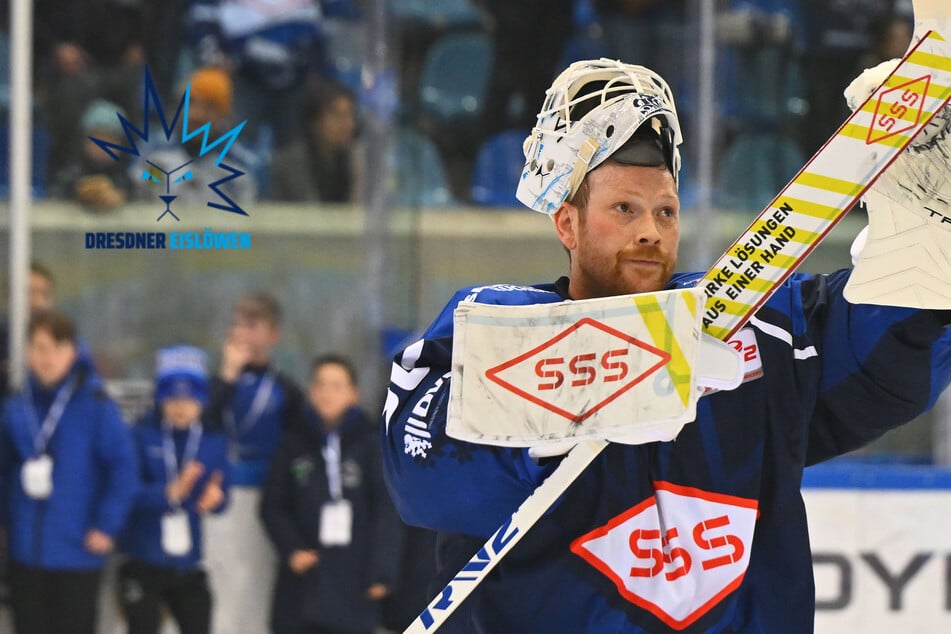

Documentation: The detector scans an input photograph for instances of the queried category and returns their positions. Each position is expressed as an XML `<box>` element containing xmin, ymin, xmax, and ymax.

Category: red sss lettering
<box><xmin>728</xmin><ymin>339</ymin><xmax>758</xmax><ymax>363</ymax></box>
<box><xmin>629</xmin><ymin>529</ymin><xmax>663</xmax><ymax>578</ymax></box>
<box><xmin>535</xmin><ymin>349</ymin><xmax>629</xmax><ymax>391</ymax></box>
<box><xmin>627</xmin><ymin>515</ymin><xmax>744</xmax><ymax>581</ymax></box>
<box><xmin>629</xmin><ymin>527</ymin><xmax>692</xmax><ymax>581</ymax></box>
<box><xmin>877</xmin><ymin>114</ymin><xmax>896</xmax><ymax>132</ymax></box>
<box><xmin>569</xmin><ymin>353</ymin><xmax>597</xmax><ymax>387</ymax></box>
<box><xmin>661</xmin><ymin>527</ymin><xmax>692</xmax><ymax>581</ymax></box>
<box><xmin>601</xmin><ymin>348</ymin><xmax>629</xmax><ymax>382</ymax></box>
<box><xmin>901</xmin><ymin>88</ymin><xmax>920</xmax><ymax>105</ymax></box>
<box><xmin>694</xmin><ymin>515</ymin><xmax>745</xmax><ymax>570</ymax></box>
<box><xmin>535</xmin><ymin>358</ymin><xmax>564</xmax><ymax>390</ymax></box>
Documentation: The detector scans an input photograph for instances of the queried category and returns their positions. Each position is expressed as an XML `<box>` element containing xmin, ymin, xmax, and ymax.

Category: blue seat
<box><xmin>715</xmin><ymin>133</ymin><xmax>804</xmax><ymax>211</ymax></box>
<box><xmin>392</xmin><ymin>0</ymin><xmax>487</xmax><ymax>30</ymax></box>
<box><xmin>418</xmin><ymin>31</ymin><xmax>493</xmax><ymax>123</ymax></box>
<box><xmin>322</xmin><ymin>0</ymin><xmax>363</xmax><ymax>20</ymax></box>
<box><xmin>323</xmin><ymin>18</ymin><xmax>365</xmax><ymax>93</ymax></box>
<box><xmin>471</xmin><ymin>129</ymin><xmax>526</xmax><ymax>208</ymax></box>
<box><xmin>0</xmin><ymin>126</ymin><xmax>50</xmax><ymax>198</ymax></box>
<box><xmin>391</xmin><ymin>128</ymin><xmax>454</xmax><ymax>207</ymax></box>
<box><xmin>557</xmin><ymin>32</ymin><xmax>611</xmax><ymax>72</ymax></box>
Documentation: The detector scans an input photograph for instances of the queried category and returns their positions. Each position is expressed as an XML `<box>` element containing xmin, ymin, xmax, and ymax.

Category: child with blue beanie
<box><xmin>118</xmin><ymin>345</ymin><xmax>230</xmax><ymax>634</ymax></box>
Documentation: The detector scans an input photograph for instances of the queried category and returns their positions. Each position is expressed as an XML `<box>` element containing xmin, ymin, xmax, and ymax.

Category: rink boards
<box><xmin>804</xmin><ymin>463</ymin><xmax>951</xmax><ymax>634</ymax></box>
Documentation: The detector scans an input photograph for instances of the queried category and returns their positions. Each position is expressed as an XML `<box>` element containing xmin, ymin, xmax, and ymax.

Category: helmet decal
<box><xmin>515</xmin><ymin>59</ymin><xmax>683</xmax><ymax>214</ymax></box>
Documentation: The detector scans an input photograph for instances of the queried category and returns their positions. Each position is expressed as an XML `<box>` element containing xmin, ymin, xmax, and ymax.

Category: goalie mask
<box><xmin>516</xmin><ymin>58</ymin><xmax>683</xmax><ymax>215</ymax></box>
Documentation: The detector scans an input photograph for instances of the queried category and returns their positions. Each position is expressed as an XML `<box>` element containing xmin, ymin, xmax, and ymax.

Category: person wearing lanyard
<box><xmin>203</xmin><ymin>291</ymin><xmax>305</xmax><ymax>634</ymax></box>
<box><xmin>260</xmin><ymin>354</ymin><xmax>401</xmax><ymax>634</ymax></box>
<box><xmin>118</xmin><ymin>345</ymin><xmax>230</xmax><ymax>634</ymax></box>
<box><xmin>0</xmin><ymin>310</ymin><xmax>138</xmax><ymax>634</ymax></box>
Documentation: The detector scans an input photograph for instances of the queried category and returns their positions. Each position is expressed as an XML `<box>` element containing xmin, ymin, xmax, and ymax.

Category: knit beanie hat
<box><xmin>155</xmin><ymin>345</ymin><xmax>209</xmax><ymax>405</ymax></box>
<box><xmin>81</xmin><ymin>99</ymin><xmax>126</xmax><ymax>136</ymax></box>
<box><xmin>188</xmin><ymin>67</ymin><xmax>233</xmax><ymax>117</ymax></box>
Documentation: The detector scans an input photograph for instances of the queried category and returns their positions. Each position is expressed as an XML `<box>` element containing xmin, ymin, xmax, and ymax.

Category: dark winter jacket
<box><xmin>260</xmin><ymin>406</ymin><xmax>402</xmax><ymax>633</ymax></box>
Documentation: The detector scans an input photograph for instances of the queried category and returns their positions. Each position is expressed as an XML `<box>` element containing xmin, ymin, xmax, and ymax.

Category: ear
<box><xmin>553</xmin><ymin>203</ymin><xmax>578</xmax><ymax>251</ymax></box>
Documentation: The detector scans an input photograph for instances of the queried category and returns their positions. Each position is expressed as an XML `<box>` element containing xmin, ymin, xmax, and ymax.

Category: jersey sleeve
<box><xmin>381</xmin><ymin>288</ymin><xmax>560</xmax><ymax>538</ymax></box>
<box><xmin>798</xmin><ymin>269</ymin><xmax>951</xmax><ymax>464</ymax></box>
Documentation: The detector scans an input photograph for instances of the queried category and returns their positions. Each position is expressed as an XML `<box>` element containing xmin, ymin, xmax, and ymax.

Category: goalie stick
<box><xmin>405</xmin><ymin>14</ymin><xmax>951</xmax><ymax>634</ymax></box>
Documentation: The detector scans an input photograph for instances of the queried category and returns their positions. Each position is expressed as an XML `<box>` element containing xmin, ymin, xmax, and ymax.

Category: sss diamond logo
<box><xmin>485</xmin><ymin>317</ymin><xmax>670</xmax><ymax>423</ymax></box>
<box><xmin>867</xmin><ymin>75</ymin><xmax>930</xmax><ymax>145</ymax></box>
<box><xmin>571</xmin><ymin>482</ymin><xmax>759</xmax><ymax>630</ymax></box>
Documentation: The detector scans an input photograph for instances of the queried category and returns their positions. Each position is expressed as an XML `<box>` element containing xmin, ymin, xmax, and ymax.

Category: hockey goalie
<box><xmin>381</xmin><ymin>4</ymin><xmax>951</xmax><ymax>632</ymax></box>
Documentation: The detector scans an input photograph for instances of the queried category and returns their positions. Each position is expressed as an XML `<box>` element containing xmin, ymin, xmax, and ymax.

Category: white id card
<box><xmin>21</xmin><ymin>455</ymin><xmax>53</xmax><ymax>499</ymax></box>
<box><xmin>161</xmin><ymin>510</ymin><xmax>192</xmax><ymax>556</ymax></box>
<box><xmin>319</xmin><ymin>499</ymin><xmax>353</xmax><ymax>547</ymax></box>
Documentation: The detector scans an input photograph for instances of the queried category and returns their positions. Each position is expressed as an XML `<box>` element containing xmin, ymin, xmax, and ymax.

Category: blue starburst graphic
<box><xmin>88</xmin><ymin>67</ymin><xmax>250</xmax><ymax>219</ymax></box>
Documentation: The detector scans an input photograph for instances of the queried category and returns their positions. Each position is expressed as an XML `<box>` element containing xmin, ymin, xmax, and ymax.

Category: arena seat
<box><xmin>0</xmin><ymin>125</ymin><xmax>50</xmax><ymax>198</ymax></box>
<box><xmin>715</xmin><ymin>132</ymin><xmax>804</xmax><ymax>211</ymax></box>
<box><xmin>391</xmin><ymin>127</ymin><xmax>455</xmax><ymax>208</ymax></box>
<box><xmin>470</xmin><ymin>129</ymin><xmax>526</xmax><ymax>208</ymax></box>
<box><xmin>417</xmin><ymin>31</ymin><xmax>493</xmax><ymax>124</ymax></box>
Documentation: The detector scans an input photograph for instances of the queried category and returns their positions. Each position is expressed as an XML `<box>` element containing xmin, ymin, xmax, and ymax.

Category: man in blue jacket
<box><xmin>381</xmin><ymin>58</ymin><xmax>951</xmax><ymax>633</ymax></box>
<box><xmin>0</xmin><ymin>310</ymin><xmax>138</xmax><ymax>634</ymax></box>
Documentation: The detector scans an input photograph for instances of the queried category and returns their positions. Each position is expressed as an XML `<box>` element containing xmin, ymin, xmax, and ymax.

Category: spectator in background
<box><xmin>478</xmin><ymin>0</ymin><xmax>574</xmax><ymax>138</ymax></box>
<box><xmin>800</xmin><ymin>0</ymin><xmax>895</xmax><ymax>154</ymax></box>
<box><xmin>186</xmin><ymin>0</ymin><xmax>326</xmax><ymax>149</ymax></box>
<box><xmin>270</xmin><ymin>80</ymin><xmax>361</xmax><ymax>203</ymax></box>
<box><xmin>134</xmin><ymin>67</ymin><xmax>257</xmax><ymax>211</ymax></box>
<box><xmin>27</xmin><ymin>262</ymin><xmax>55</xmax><ymax>317</ymax></box>
<box><xmin>260</xmin><ymin>354</ymin><xmax>400</xmax><ymax>634</ymax></box>
<box><xmin>1</xmin><ymin>261</ymin><xmax>96</xmax><ymax>400</ymax></box>
<box><xmin>28</xmin><ymin>0</ymin><xmax>146</xmax><ymax>179</ymax></box>
<box><xmin>203</xmin><ymin>291</ymin><xmax>304</xmax><ymax>634</ymax></box>
<box><xmin>855</xmin><ymin>13</ymin><xmax>914</xmax><ymax>75</ymax></box>
<box><xmin>56</xmin><ymin>99</ymin><xmax>132</xmax><ymax>213</ymax></box>
<box><xmin>0</xmin><ymin>310</ymin><xmax>138</xmax><ymax>634</ymax></box>
<box><xmin>119</xmin><ymin>345</ymin><xmax>230</xmax><ymax>634</ymax></box>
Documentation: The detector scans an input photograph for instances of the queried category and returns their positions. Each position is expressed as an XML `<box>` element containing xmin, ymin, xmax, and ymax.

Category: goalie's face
<box><xmin>555</xmin><ymin>162</ymin><xmax>679</xmax><ymax>299</ymax></box>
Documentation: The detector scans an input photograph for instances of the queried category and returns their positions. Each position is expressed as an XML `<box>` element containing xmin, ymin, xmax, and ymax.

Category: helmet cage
<box><xmin>515</xmin><ymin>59</ymin><xmax>683</xmax><ymax>215</ymax></box>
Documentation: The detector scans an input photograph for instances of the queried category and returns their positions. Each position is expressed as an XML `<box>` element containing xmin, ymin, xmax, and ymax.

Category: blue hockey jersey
<box><xmin>381</xmin><ymin>271</ymin><xmax>951</xmax><ymax>633</ymax></box>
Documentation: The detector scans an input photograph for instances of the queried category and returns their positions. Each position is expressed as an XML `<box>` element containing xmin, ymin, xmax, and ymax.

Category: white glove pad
<box><xmin>447</xmin><ymin>289</ymin><xmax>743</xmax><ymax>451</ymax></box>
<box><xmin>843</xmin><ymin>58</ymin><xmax>951</xmax><ymax>308</ymax></box>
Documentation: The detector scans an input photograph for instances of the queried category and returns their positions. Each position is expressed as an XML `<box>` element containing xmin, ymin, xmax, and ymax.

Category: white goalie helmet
<box><xmin>515</xmin><ymin>58</ymin><xmax>683</xmax><ymax>215</ymax></box>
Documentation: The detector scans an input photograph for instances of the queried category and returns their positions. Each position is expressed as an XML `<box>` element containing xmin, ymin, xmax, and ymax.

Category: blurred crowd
<box><xmin>0</xmin><ymin>263</ymin><xmax>438</xmax><ymax>634</ymax></box>
<box><xmin>0</xmin><ymin>0</ymin><xmax>920</xmax><ymax>214</ymax></box>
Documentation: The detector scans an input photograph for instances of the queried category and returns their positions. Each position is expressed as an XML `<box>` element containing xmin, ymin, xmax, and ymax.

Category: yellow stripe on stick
<box><xmin>794</xmin><ymin>172</ymin><xmax>864</xmax><ymax>197</ymax></box>
<box><xmin>779</xmin><ymin>196</ymin><xmax>850</xmax><ymax>221</ymax></box>
<box><xmin>907</xmin><ymin>49</ymin><xmax>951</xmax><ymax>73</ymax></box>
<box><xmin>838</xmin><ymin>123</ymin><xmax>912</xmax><ymax>148</ymax></box>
